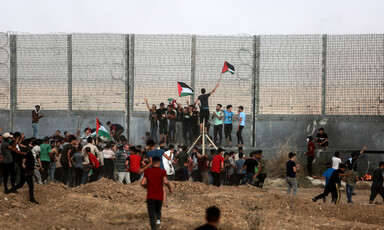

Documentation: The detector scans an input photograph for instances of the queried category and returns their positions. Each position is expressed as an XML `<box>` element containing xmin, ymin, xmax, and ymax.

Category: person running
<box><xmin>369</xmin><ymin>161</ymin><xmax>384</xmax><ymax>204</ymax></box>
<box><xmin>107</xmin><ymin>121</ymin><xmax>125</xmax><ymax>144</ymax></box>
<box><xmin>194</xmin><ymin>83</ymin><xmax>220</xmax><ymax>134</ymax></box>
<box><xmin>141</xmin><ymin>156</ymin><xmax>173</xmax><ymax>230</ymax></box>
<box><xmin>235</xmin><ymin>106</ymin><xmax>245</xmax><ymax>147</ymax></box>
<box><xmin>211</xmin><ymin>148</ymin><xmax>224</xmax><ymax>187</ymax></box>
<box><xmin>286</xmin><ymin>152</ymin><xmax>299</xmax><ymax>196</ymax></box>
<box><xmin>304</xmin><ymin>136</ymin><xmax>315</xmax><ymax>178</ymax></box>
<box><xmin>195</xmin><ymin>206</ymin><xmax>221</xmax><ymax>230</ymax></box>
<box><xmin>313</xmin><ymin>164</ymin><xmax>348</xmax><ymax>204</ymax></box>
<box><xmin>344</xmin><ymin>164</ymin><xmax>358</xmax><ymax>204</ymax></box>
<box><xmin>145</xmin><ymin>98</ymin><xmax>159</xmax><ymax>144</ymax></box>
<box><xmin>223</xmin><ymin>105</ymin><xmax>234</xmax><ymax>147</ymax></box>
<box><xmin>312</xmin><ymin>163</ymin><xmax>335</xmax><ymax>203</ymax></box>
<box><xmin>235</xmin><ymin>152</ymin><xmax>246</xmax><ymax>186</ymax></box>
<box><xmin>32</xmin><ymin>105</ymin><xmax>44</xmax><ymax>138</ymax></box>
<box><xmin>254</xmin><ymin>150</ymin><xmax>267</xmax><ymax>188</ymax></box>
<box><xmin>212</xmin><ymin>104</ymin><xmax>224</xmax><ymax>146</ymax></box>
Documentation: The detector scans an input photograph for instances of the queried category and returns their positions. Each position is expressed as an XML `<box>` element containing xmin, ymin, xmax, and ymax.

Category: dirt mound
<box><xmin>0</xmin><ymin>179</ymin><xmax>383</xmax><ymax>229</ymax></box>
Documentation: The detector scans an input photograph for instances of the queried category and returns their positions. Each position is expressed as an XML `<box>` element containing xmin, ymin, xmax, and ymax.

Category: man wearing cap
<box><xmin>40</xmin><ymin>137</ymin><xmax>53</xmax><ymax>183</ymax></box>
<box><xmin>286</xmin><ymin>152</ymin><xmax>299</xmax><ymax>196</ymax></box>
<box><xmin>32</xmin><ymin>105</ymin><xmax>44</xmax><ymax>138</ymax></box>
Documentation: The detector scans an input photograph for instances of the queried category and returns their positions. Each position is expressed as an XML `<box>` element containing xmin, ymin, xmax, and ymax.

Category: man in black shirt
<box><xmin>167</xmin><ymin>105</ymin><xmax>176</xmax><ymax>145</ymax></box>
<box><xmin>195</xmin><ymin>206</ymin><xmax>220</xmax><ymax>230</ymax></box>
<box><xmin>23</xmin><ymin>148</ymin><xmax>39</xmax><ymax>204</ymax></box>
<box><xmin>177</xmin><ymin>103</ymin><xmax>193</xmax><ymax>146</ymax></box>
<box><xmin>157</xmin><ymin>103</ymin><xmax>168</xmax><ymax>144</ymax></box>
<box><xmin>369</xmin><ymin>162</ymin><xmax>384</xmax><ymax>204</ymax></box>
<box><xmin>313</xmin><ymin>164</ymin><xmax>348</xmax><ymax>204</ymax></box>
<box><xmin>175</xmin><ymin>106</ymin><xmax>184</xmax><ymax>145</ymax></box>
<box><xmin>60</xmin><ymin>136</ymin><xmax>77</xmax><ymax>186</ymax></box>
<box><xmin>194</xmin><ymin>83</ymin><xmax>220</xmax><ymax>134</ymax></box>
<box><xmin>315</xmin><ymin>128</ymin><xmax>329</xmax><ymax>148</ymax></box>
<box><xmin>241</xmin><ymin>152</ymin><xmax>258</xmax><ymax>185</ymax></box>
<box><xmin>107</xmin><ymin>121</ymin><xmax>125</xmax><ymax>144</ymax></box>
<box><xmin>286</xmin><ymin>152</ymin><xmax>299</xmax><ymax>196</ymax></box>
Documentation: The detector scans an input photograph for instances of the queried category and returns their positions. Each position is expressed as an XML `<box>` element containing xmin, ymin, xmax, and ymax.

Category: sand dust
<box><xmin>0</xmin><ymin>179</ymin><xmax>383</xmax><ymax>230</ymax></box>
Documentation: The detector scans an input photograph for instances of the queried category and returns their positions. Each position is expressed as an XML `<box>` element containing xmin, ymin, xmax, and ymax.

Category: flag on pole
<box><xmin>96</xmin><ymin>118</ymin><xmax>112</xmax><ymax>139</ymax></box>
<box><xmin>221</xmin><ymin>61</ymin><xmax>235</xmax><ymax>74</ymax></box>
<box><xmin>177</xmin><ymin>82</ymin><xmax>194</xmax><ymax>97</ymax></box>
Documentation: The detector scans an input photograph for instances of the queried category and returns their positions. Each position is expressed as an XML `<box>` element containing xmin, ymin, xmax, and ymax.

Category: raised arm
<box><xmin>144</xmin><ymin>98</ymin><xmax>151</xmax><ymax>111</ymax></box>
<box><xmin>210</xmin><ymin>82</ymin><xmax>220</xmax><ymax>95</ymax></box>
<box><xmin>360</xmin><ymin>146</ymin><xmax>367</xmax><ymax>154</ymax></box>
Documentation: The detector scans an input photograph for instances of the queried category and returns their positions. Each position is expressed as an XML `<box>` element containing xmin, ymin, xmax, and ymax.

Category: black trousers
<box><xmin>26</xmin><ymin>173</ymin><xmax>35</xmax><ymax>201</ymax></box>
<box><xmin>255</xmin><ymin>173</ymin><xmax>267</xmax><ymax>188</ymax></box>
<box><xmin>192</xmin><ymin>124</ymin><xmax>200</xmax><ymax>139</ymax></box>
<box><xmin>175</xmin><ymin>168</ymin><xmax>189</xmax><ymax>181</ymax></box>
<box><xmin>307</xmin><ymin>156</ymin><xmax>314</xmax><ymax>177</ymax></box>
<box><xmin>192</xmin><ymin>170</ymin><xmax>202</xmax><ymax>182</ymax></box>
<box><xmin>41</xmin><ymin>161</ymin><xmax>50</xmax><ymax>182</ymax></box>
<box><xmin>61</xmin><ymin>164</ymin><xmax>69</xmax><ymax>185</ymax></box>
<box><xmin>224</xmin><ymin>124</ymin><xmax>232</xmax><ymax>141</ymax></box>
<box><xmin>214</xmin><ymin>124</ymin><xmax>223</xmax><ymax>145</ymax></box>
<box><xmin>182</xmin><ymin>125</ymin><xmax>193</xmax><ymax>145</ymax></box>
<box><xmin>315</xmin><ymin>184</ymin><xmax>340</xmax><ymax>204</ymax></box>
<box><xmin>168</xmin><ymin>123</ymin><xmax>176</xmax><ymax>144</ymax></box>
<box><xmin>74</xmin><ymin>167</ymin><xmax>83</xmax><ymax>187</ymax></box>
<box><xmin>370</xmin><ymin>186</ymin><xmax>384</xmax><ymax>201</ymax></box>
<box><xmin>55</xmin><ymin>167</ymin><xmax>63</xmax><ymax>182</ymax></box>
<box><xmin>89</xmin><ymin>167</ymin><xmax>100</xmax><ymax>183</ymax></box>
<box><xmin>147</xmin><ymin>199</ymin><xmax>163</xmax><ymax>230</ymax></box>
<box><xmin>15</xmin><ymin>161</ymin><xmax>26</xmax><ymax>189</ymax></box>
<box><xmin>130</xmin><ymin>172</ymin><xmax>141</xmax><ymax>183</ymax></box>
<box><xmin>104</xmin><ymin>159</ymin><xmax>115</xmax><ymax>180</ymax></box>
<box><xmin>212</xmin><ymin>172</ymin><xmax>221</xmax><ymax>187</ymax></box>
<box><xmin>235</xmin><ymin>173</ymin><xmax>245</xmax><ymax>186</ymax></box>
<box><xmin>236</xmin><ymin>125</ymin><xmax>244</xmax><ymax>145</ymax></box>
<box><xmin>2</xmin><ymin>162</ymin><xmax>16</xmax><ymax>191</ymax></box>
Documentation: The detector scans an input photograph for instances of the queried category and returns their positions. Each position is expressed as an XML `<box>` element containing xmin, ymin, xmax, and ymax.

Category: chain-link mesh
<box><xmin>326</xmin><ymin>34</ymin><xmax>384</xmax><ymax>115</ymax></box>
<box><xmin>133</xmin><ymin>35</ymin><xmax>192</xmax><ymax>110</ymax></box>
<box><xmin>259</xmin><ymin>35</ymin><xmax>323</xmax><ymax>114</ymax></box>
<box><xmin>16</xmin><ymin>34</ymin><xmax>68</xmax><ymax>110</ymax></box>
<box><xmin>72</xmin><ymin>34</ymin><xmax>126</xmax><ymax>111</ymax></box>
<box><xmin>195</xmin><ymin>35</ymin><xmax>254</xmax><ymax>113</ymax></box>
<box><xmin>0</xmin><ymin>32</ymin><xmax>10</xmax><ymax>110</ymax></box>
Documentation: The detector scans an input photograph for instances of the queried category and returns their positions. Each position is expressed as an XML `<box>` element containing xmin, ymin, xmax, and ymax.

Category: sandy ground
<box><xmin>0</xmin><ymin>179</ymin><xmax>383</xmax><ymax>230</ymax></box>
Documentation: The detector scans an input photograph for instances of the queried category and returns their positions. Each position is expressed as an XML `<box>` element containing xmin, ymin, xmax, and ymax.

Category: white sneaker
<box><xmin>306</xmin><ymin>176</ymin><xmax>314</xmax><ymax>180</ymax></box>
<box><xmin>156</xmin><ymin>220</ymin><xmax>161</xmax><ymax>225</ymax></box>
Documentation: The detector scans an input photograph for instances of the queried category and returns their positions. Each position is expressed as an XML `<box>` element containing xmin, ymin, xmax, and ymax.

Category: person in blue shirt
<box><xmin>223</xmin><ymin>105</ymin><xmax>234</xmax><ymax>147</ymax></box>
<box><xmin>312</xmin><ymin>163</ymin><xmax>336</xmax><ymax>203</ymax></box>
<box><xmin>235</xmin><ymin>106</ymin><xmax>246</xmax><ymax>147</ymax></box>
<box><xmin>234</xmin><ymin>152</ymin><xmax>246</xmax><ymax>185</ymax></box>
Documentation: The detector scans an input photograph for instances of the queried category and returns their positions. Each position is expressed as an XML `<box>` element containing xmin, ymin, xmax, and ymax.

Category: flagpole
<box><xmin>219</xmin><ymin>73</ymin><xmax>223</xmax><ymax>83</ymax></box>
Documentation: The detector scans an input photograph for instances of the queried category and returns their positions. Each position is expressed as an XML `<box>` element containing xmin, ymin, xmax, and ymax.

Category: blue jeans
<box><xmin>346</xmin><ymin>184</ymin><xmax>354</xmax><ymax>203</ymax></box>
<box><xmin>150</xmin><ymin>125</ymin><xmax>158</xmax><ymax>143</ymax></box>
<box><xmin>49</xmin><ymin>162</ymin><xmax>56</xmax><ymax>183</ymax></box>
<box><xmin>32</xmin><ymin>123</ymin><xmax>38</xmax><ymax>138</ymax></box>
<box><xmin>242</xmin><ymin>173</ymin><xmax>255</xmax><ymax>185</ymax></box>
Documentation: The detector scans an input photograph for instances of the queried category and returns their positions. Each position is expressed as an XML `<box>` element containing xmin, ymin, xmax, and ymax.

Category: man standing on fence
<box><xmin>107</xmin><ymin>121</ymin><xmax>124</xmax><ymax>144</ymax></box>
<box><xmin>194</xmin><ymin>83</ymin><xmax>220</xmax><ymax>134</ymax></box>
<box><xmin>32</xmin><ymin>105</ymin><xmax>44</xmax><ymax>138</ymax></box>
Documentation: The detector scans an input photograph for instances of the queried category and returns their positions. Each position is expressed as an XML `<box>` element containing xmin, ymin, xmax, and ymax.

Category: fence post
<box><xmin>125</xmin><ymin>34</ymin><xmax>130</xmax><ymax>141</ymax></box>
<box><xmin>252</xmin><ymin>35</ymin><xmax>260</xmax><ymax>148</ymax></box>
<box><xmin>127</xmin><ymin>34</ymin><xmax>135</xmax><ymax>142</ymax></box>
<box><xmin>9</xmin><ymin>34</ymin><xmax>16</xmax><ymax>132</ymax></box>
<box><xmin>67</xmin><ymin>35</ymin><xmax>72</xmax><ymax>111</ymax></box>
<box><xmin>191</xmin><ymin>35</ymin><xmax>196</xmax><ymax>102</ymax></box>
<box><xmin>321</xmin><ymin>34</ymin><xmax>327</xmax><ymax>116</ymax></box>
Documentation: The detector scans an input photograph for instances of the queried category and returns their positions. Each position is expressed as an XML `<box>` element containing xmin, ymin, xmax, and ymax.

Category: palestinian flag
<box><xmin>177</xmin><ymin>82</ymin><xmax>194</xmax><ymax>97</ymax></box>
<box><xmin>222</xmin><ymin>61</ymin><xmax>235</xmax><ymax>74</ymax></box>
<box><xmin>96</xmin><ymin>118</ymin><xmax>112</xmax><ymax>139</ymax></box>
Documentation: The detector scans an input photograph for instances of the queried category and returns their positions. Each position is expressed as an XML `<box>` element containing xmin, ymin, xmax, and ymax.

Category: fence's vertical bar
<box><xmin>9</xmin><ymin>34</ymin><xmax>16</xmax><ymax>132</ymax></box>
<box><xmin>125</xmin><ymin>34</ymin><xmax>130</xmax><ymax>141</ymax></box>
<box><xmin>252</xmin><ymin>35</ymin><xmax>260</xmax><ymax>148</ymax></box>
<box><xmin>191</xmin><ymin>35</ymin><xmax>196</xmax><ymax>103</ymax></box>
<box><xmin>67</xmin><ymin>35</ymin><xmax>72</xmax><ymax>111</ymax></box>
<box><xmin>321</xmin><ymin>34</ymin><xmax>327</xmax><ymax>116</ymax></box>
<box><xmin>128</xmin><ymin>34</ymin><xmax>135</xmax><ymax>142</ymax></box>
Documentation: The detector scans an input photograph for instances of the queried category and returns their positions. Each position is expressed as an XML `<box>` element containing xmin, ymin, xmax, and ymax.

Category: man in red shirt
<box><xmin>86</xmin><ymin>147</ymin><xmax>100</xmax><ymax>183</ymax></box>
<box><xmin>210</xmin><ymin>148</ymin><xmax>224</xmax><ymax>187</ymax></box>
<box><xmin>141</xmin><ymin>157</ymin><xmax>173</xmax><ymax>230</ymax></box>
<box><xmin>126</xmin><ymin>148</ymin><xmax>142</xmax><ymax>183</ymax></box>
<box><xmin>304</xmin><ymin>136</ymin><xmax>316</xmax><ymax>178</ymax></box>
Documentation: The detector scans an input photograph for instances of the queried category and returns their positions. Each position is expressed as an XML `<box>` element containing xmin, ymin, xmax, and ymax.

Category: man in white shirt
<box><xmin>162</xmin><ymin>145</ymin><xmax>175</xmax><ymax>181</ymax></box>
<box><xmin>332</xmin><ymin>151</ymin><xmax>342</xmax><ymax>169</ymax></box>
